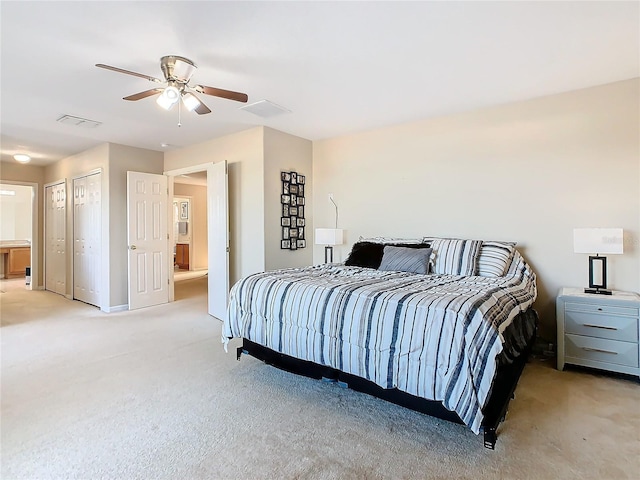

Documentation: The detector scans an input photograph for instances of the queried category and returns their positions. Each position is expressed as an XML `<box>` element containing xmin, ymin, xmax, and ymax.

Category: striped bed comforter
<box><xmin>223</xmin><ymin>251</ymin><xmax>536</xmax><ymax>434</ymax></box>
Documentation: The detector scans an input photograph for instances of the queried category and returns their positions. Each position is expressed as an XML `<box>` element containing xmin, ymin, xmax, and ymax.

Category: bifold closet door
<box><xmin>73</xmin><ymin>173</ymin><xmax>101</xmax><ymax>307</ymax></box>
<box><xmin>45</xmin><ymin>182</ymin><xmax>66</xmax><ymax>295</ymax></box>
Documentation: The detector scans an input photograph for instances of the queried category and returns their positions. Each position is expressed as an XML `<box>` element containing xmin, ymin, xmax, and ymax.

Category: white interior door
<box><xmin>73</xmin><ymin>173</ymin><xmax>101</xmax><ymax>307</ymax></box>
<box><xmin>127</xmin><ymin>171</ymin><xmax>169</xmax><ymax>310</ymax></box>
<box><xmin>45</xmin><ymin>182</ymin><xmax>66</xmax><ymax>295</ymax></box>
<box><xmin>208</xmin><ymin>161</ymin><xmax>229</xmax><ymax>319</ymax></box>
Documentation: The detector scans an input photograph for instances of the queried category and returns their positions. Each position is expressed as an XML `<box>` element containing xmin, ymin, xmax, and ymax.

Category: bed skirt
<box><xmin>237</xmin><ymin>308</ymin><xmax>538</xmax><ymax>450</ymax></box>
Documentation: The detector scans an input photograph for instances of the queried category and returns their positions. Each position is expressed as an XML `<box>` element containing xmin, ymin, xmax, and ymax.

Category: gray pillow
<box><xmin>378</xmin><ymin>246</ymin><xmax>433</xmax><ymax>275</ymax></box>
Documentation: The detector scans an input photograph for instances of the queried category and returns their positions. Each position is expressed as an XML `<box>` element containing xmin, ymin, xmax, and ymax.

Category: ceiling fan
<box><xmin>96</xmin><ymin>55</ymin><xmax>248</xmax><ymax>115</ymax></box>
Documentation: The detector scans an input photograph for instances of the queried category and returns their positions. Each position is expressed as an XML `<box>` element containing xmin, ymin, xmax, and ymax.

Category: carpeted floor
<box><xmin>1</xmin><ymin>278</ymin><xmax>639</xmax><ymax>479</ymax></box>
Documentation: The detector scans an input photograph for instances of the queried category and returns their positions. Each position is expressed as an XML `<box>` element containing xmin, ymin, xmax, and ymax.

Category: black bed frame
<box><xmin>236</xmin><ymin>329</ymin><xmax>535</xmax><ymax>450</ymax></box>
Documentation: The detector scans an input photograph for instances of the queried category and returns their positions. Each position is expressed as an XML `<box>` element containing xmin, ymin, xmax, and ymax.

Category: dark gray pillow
<box><xmin>378</xmin><ymin>246</ymin><xmax>433</xmax><ymax>275</ymax></box>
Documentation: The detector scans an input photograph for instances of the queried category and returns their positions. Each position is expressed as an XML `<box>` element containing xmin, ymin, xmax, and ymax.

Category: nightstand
<box><xmin>557</xmin><ymin>287</ymin><xmax>640</xmax><ymax>378</ymax></box>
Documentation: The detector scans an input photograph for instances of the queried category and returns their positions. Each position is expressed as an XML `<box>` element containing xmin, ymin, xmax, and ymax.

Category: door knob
<box><xmin>129</xmin><ymin>245</ymin><xmax>137</xmax><ymax>250</ymax></box>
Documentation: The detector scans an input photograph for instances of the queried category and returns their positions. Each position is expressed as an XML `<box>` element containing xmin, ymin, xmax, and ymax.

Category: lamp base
<box><xmin>584</xmin><ymin>287</ymin><xmax>612</xmax><ymax>295</ymax></box>
<box><xmin>324</xmin><ymin>246</ymin><xmax>334</xmax><ymax>264</ymax></box>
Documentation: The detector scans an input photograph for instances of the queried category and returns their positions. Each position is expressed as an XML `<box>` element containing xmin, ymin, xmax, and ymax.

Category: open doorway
<box><xmin>165</xmin><ymin>161</ymin><xmax>229</xmax><ymax>320</ymax></box>
<box><xmin>0</xmin><ymin>182</ymin><xmax>37</xmax><ymax>291</ymax></box>
<box><xmin>173</xmin><ymin>172</ymin><xmax>208</xmax><ymax>292</ymax></box>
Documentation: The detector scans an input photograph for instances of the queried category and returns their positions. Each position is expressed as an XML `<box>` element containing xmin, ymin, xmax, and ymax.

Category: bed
<box><xmin>223</xmin><ymin>237</ymin><xmax>537</xmax><ymax>449</ymax></box>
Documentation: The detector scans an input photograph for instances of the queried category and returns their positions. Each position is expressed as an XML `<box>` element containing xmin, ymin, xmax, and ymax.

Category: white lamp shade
<box><xmin>156</xmin><ymin>86</ymin><xmax>180</xmax><ymax>110</ymax></box>
<box><xmin>182</xmin><ymin>92</ymin><xmax>201</xmax><ymax>111</ymax></box>
<box><xmin>315</xmin><ymin>228</ymin><xmax>344</xmax><ymax>246</ymax></box>
<box><xmin>573</xmin><ymin>228</ymin><xmax>623</xmax><ymax>254</ymax></box>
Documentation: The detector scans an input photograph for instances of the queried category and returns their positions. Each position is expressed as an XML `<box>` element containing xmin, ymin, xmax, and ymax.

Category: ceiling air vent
<box><xmin>240</xmin><ymin>100</ymin><xmax>291</xmax><ymax>118</ymax></box>
<box><xmin>56</xmin><ymin>115</ymin><xmax>102</xmax><ymax>128</ymax></box>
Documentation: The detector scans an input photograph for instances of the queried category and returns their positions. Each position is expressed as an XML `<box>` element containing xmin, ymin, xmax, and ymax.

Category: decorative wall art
<box><xmin>180</xmin><ymin>201</ymin><xmax>189</xmax><ymax>220</ymax></box>
<box><xmin>281</xmin><ymin>171</ymin><xmax>306</xmax><ymax>250</ymax></box>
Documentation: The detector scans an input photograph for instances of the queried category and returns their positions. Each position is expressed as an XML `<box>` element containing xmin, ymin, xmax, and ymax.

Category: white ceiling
<box><xmin>1</xmin><ymin>1</ymin><xmax>638</xmax><ymax>167</ymax></box>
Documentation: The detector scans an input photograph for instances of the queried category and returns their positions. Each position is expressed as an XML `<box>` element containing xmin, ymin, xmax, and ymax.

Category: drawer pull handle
<box><xmin>582</xmin><ymin>323</ymin><xmax>618</xmax><ymax>331</ymax></box>
<box><xmin>597</xmin><ymin>308</ymin><xmax>603</xmax><ymax>311</ymax></box>
<box><xmin>582</xmin><ymin>347</ymin><xmax>618</xmax><ymax>355</ymax></box>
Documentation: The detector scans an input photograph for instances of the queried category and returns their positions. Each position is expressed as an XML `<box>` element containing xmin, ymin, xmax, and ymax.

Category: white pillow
<box><xmin>476</xmin><ymin>241</ymin><xmax>516</xmax><ymax>277</ymax></box>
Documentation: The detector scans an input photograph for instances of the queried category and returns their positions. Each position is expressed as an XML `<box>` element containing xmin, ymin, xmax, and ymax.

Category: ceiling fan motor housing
<box><xmin>160</xmin><ymin>55</ymin><xmax>197</xmax><ymax>84</ymax></box>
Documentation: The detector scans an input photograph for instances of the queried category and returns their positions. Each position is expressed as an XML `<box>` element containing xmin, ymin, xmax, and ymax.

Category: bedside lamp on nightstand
<box><xmin>573</xmin><ymin>228</ymin><xmax>623</xmax><ymax>295</ymax></box>
<box><xmin>315</xmin><ymin>228</ymin><xmax>344</xmax><ymax>263</ymax></box>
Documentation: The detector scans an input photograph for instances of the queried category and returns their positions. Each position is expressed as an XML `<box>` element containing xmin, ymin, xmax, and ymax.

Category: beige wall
<box><xmin>0</xmin><ymin>163</ymin><xmax>44</xmax><ymax>285</ymax></box>
<box><xmin>174</xmin><ymin>184</ymin><xmax>208</xmax><ymax>270</ymax></box>
<box><xmin>164</xmin><ymin>127</ymin><xmax>265</xmax><ymax>285</ymax></box>
<box><xmin>312</xmin><ymin>79</ymin><xmax>640</xmax><ymax>339</ymax></box>
<box><xmin>43</xmin><ymin>143</ymin><xmax>163</xmax><ymax>309</ymax></box>
<box><xmin>263</xmin><ymin>127</ymin><xmax>313</xmax><ymax>270</ymax></box>
<box><xmin>45</xmin><ymin>143</ymin><xmax>110</xmax><ymax>306</ymax></box>
<box><xmin>108</xmin><ymin>144</ymin><xmax>164</xmax><ymax>306</ymax></box>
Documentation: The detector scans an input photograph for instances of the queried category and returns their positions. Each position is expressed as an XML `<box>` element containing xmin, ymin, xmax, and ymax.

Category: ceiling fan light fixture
<box><xmin>164</xmin><ymin>86</ymin><xmax>180</xmax><ymax>101</ymax></box>
<box><xmin>14</xmin><ymin>154</ymin><xmax>31</xmax><ymax>164</ymax></box>
<box><xmin>156</xmin><ymin>94</ymin><xmax>175</xmax><ymax>110</ymax></box>
<box><xmin>156</xmin><ymin>86</ymin><xmax>180</xmax><ymax>110</ymax></box>
<box><xmin>181</xmin><ymin>92</ymin><xmax>201</xmax><ymax>111</ymax></box>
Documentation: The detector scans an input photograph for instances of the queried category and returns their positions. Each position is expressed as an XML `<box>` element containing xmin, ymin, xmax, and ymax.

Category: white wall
<box><xmin>312</xmin><ymin>79</ymin><xmax>640</xmax><ymax>339</ymax></box>
<box><xmin>0</xmin><ymin>183</ymin><xmax>33</xmax><ymax>278</ymax></box>
<box><xmin>263</xmin><ymin>127</ymin><xmax>313</xmax><ymax>270</ymax></box>
<box><xmin>0</xmin><ymin>183</ymin><xmax>32</xmax><ymax>241</ymax></box>
<box><xmin>0</xmin><ymin>162</ymin><xmax>45</xmax><ymax>286</ymax></box>
<box><xmin>164</xmin><ymin>127</ymin><xmax>265</xmax><ymax>285</ymax></box>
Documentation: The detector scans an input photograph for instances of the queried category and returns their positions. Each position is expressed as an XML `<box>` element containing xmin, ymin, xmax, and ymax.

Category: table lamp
<box><xmin>573</xmin><ymin>228</ymin><xmax>623</xmax><ymax>295</ymax></box>
<box><xmin>315</xmin><ymin>228</ymin><xmax>344</xmax><ymax>263</ymax></box>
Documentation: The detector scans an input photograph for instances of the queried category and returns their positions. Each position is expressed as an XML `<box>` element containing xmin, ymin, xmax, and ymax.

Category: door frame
<box><xmin>164</xmin><ymin>162</ymin><xmax>229</xmax><ymax>310</ymax></box>
<box><xmin>43</xmin><ymin>179</ymin><xmax>66</xmax><ymax>295</ymax></box>
<box><xmin>0</xmin><ymin>180</ymin><xmax>38</xmax><ymax>289</ymax></box>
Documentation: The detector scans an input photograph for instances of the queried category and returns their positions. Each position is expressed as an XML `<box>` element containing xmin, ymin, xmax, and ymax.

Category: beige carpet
<box><xmin>1</xmin><ymin>278</ymin><xmax>639</xmax><ymax>480</ymax></box>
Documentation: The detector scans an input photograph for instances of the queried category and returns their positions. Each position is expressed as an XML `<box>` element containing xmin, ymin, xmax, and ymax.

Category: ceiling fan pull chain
<box><xmin>178</xmin><ymin>96</ymin><xmax>182</xmax><ymax>127</ymax></box>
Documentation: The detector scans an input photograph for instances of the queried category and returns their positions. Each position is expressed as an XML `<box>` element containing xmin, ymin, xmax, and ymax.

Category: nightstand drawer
<box><xmin>565</xmin><ymin>302</ymin><xmax>639</xmax><ymax>318</ymax></box>
<box><xmin>565</xmin><ymin>334</ymin><xmax>639</xmax><ymax>368</ymax></box>
<box><xmin>565</xmin><ymin>311</ymin><xmax>638</xmax><ymax>342</ymax></box>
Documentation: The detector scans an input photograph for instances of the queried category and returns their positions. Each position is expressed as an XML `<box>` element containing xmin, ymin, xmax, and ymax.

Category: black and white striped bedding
<box><xmin>223</xmin><ymin>250</ymin><xmax>536</xmax><ymax>434</ymax></box>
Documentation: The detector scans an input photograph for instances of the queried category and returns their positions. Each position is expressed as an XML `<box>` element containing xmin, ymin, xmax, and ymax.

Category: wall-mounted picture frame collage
<box><xmin>281</xmin><ymin>171</ymin><xmax>306</xmax><ymax>250</ymax></box>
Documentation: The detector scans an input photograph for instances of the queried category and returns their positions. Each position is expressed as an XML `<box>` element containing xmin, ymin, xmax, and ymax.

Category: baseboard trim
<box><xmin>101</xmin><ymin>304</ymin><xmax>128</xmax><ymax>313</ymax></box>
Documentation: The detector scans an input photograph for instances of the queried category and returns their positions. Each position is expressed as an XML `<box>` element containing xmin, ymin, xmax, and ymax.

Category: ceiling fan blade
<box><xmin>123</xmin><ymin>88</ymin><xmax>164</xmax><ymax>101</ymax></box>
<box><xmin>96</xmin><ymin>63</ymin><xmax>163</xmax><ymax>83</ymax></box>
<box><xmin>194</xmin><ymin>100</ymin><xmax>212</xmax><ymax>115</ymax></box>
<box><xmin>184</xmin><ymin>91</ymin><xmax>211</xmax><ymax>115</ymax></box>
<box><xmin>193</xmin><ymin>84</ymin><xmax>248</xmax><ymax>103</ymax></box>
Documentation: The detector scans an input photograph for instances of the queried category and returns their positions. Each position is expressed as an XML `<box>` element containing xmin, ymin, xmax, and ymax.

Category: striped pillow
<box><xmin>429</xmin><ymin>238</ymin><xmax>482</xmax><ymax>276</ymax></box>
<box><xmin>476</xmin><ymin>241</ymin><xmax>516</xmax><ymax>277</ymax></box>
<box><xmin>378</xmin><ymin>246</ymin><xmax>433</xmax><ymax>275</ymax></box>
